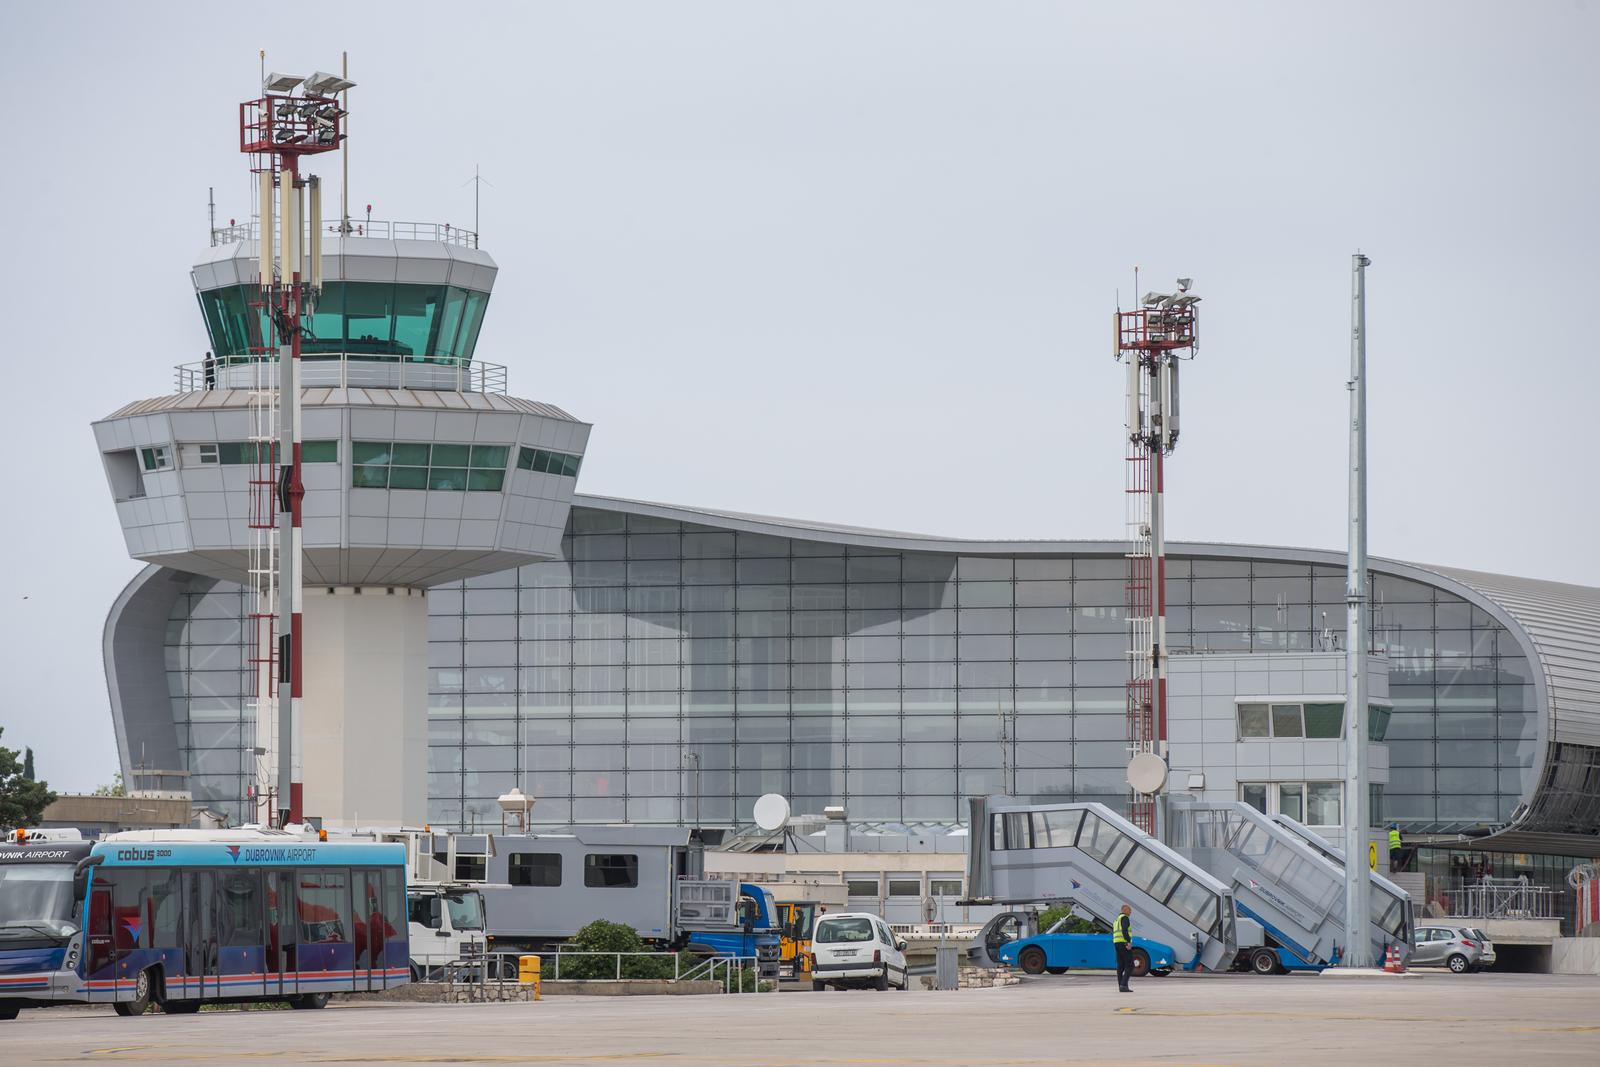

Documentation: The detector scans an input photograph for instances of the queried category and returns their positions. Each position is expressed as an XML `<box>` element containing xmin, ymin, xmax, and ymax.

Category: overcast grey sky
<box><xmin>1</xmin><ymin>1</ymin><xmax>1596</xmax><ymax>792</ymax></box>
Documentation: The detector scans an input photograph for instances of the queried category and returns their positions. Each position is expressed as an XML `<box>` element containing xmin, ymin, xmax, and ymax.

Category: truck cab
<box><xmin>405</xmin><ymin>883</ymin><xmax>488</xmax><ymax>980</ymax></box>
<box><xmin>676</xmin><ymin>881</ymin><xmax>782</xmax><ymax>979</ymax></box>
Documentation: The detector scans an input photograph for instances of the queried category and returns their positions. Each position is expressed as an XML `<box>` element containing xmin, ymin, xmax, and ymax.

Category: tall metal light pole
<box><xmin>1342</xmin><ymin>252</ymin><xmax>1373</xmax><ymax>967</ymax></box>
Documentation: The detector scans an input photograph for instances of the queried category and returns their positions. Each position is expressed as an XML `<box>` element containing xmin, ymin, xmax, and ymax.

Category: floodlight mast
<box><xmin>1342</xmin><ymin>253</ymin><xmax>1374</xmax><ymax>968</ymax></box>
<box><xmin>1113</xmin><ymin>277</ymin><xmax>1199</xmax><ymax>837</ymax></box>
<box><xmin>238</xmin><ymin>68</ymin><xmax>351</xmax><ymax>828</ymax></box>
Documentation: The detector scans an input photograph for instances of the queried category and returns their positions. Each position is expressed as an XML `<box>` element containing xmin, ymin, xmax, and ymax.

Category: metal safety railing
<box><xmin>1443</xmin><ymin>879</ymin><xmax>1559</xmax><ymax>920</ymax></box>
<box><xmin>176</xmin><ymin>353</ymin><xmax>508</xmax><ymax>395</ymax></box>
<box><xmin>211</xmin><ymin>218</ymin><xmax>479</xmax><ymax>248</ymax></box>
<box><xmin>422</xmin><ymin>949</ymin><xmax>772</xmax><ymax>995</ymax></box>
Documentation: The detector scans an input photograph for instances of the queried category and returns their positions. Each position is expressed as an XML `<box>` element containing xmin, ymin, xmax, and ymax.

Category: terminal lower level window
<box><xmin>1240</xmin><ymin>781</ymin><xmax>1342</xmax><ymax>827</ymax></box>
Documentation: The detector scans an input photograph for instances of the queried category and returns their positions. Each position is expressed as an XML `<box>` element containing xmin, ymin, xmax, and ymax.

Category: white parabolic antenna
<box><xmin>753</xmin><ymin>793</ymin><xmax>791</xmax><ymax>832</ymax></box>
<box><xmin>1127</xmin><ymin>753</ymin><xmax>1168</xmax><ymax>795</ymax></box>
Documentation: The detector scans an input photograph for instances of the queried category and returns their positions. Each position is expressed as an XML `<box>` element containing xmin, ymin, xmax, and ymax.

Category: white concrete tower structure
<box><xmin>93</xmin><ymin>220</ymin><xmax>588</xmax><ymax>827</ymax></box>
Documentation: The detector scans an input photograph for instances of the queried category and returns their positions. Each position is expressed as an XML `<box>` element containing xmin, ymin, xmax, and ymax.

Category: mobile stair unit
<box><xmin>1166</xmin><ymin>800</ymin><xmax>1414</xmax><ymax>974</ymax></box>
<box><xmin>966</xmin><ymin>797</ymin><xmax>1243</xmax><ymax>972</ymax></box>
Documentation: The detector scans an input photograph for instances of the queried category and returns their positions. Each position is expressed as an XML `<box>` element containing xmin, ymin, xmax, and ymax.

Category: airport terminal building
<box><xmin>95</xmin><ymin>225</ymin><xmax>1600</xmax><ymax>927</ymax></box>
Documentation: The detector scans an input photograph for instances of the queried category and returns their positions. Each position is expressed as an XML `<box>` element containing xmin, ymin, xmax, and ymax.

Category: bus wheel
<box><xmin>1018</xmin><ymin>947</ymin><xmax>1048</xmax><ymax>975</ymax></box>
<box><xmin>114</xmin><ymin>969</ymin><xmax>153</xmax><ymax>1016</ymax></box>
<box><xmin>1128</xmin><ymin>949</ymin><xmax>1151</xmax><ymax>979</ymax></box>
<box><xmin>291</xmin><ymin>993</ymin><xmax>330</xmax><ymax>1010</ymax></box>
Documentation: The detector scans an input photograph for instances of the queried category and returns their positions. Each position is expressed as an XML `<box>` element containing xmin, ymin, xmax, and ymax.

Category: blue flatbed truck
<box><xmin>677</xmin><ymin>882</ymin><xmax>782</xmax><ymax>979</ymax></box>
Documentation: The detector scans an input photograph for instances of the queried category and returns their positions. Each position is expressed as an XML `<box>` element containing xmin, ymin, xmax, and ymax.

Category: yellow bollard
<box><xmin>519</xmin><ymin>954</ymin><xmax>541</xmax><ymax>1000</ymax></box>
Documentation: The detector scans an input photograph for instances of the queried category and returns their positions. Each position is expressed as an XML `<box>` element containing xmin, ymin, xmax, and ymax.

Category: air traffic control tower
<box><xmin>93</xmin><ymin>119</ymin><xmax>587</xmax><ymax>826</ymax></box>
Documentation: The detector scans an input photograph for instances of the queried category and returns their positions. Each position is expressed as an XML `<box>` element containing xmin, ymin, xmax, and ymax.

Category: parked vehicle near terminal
<box><xmin>776</xmin><ymin>900</ymin><xmax>819</xmax><ymax>978</ymax></box>
<box><xmin>454</xmin><ymin>826</ymin><xmax>781</xmax><ymax>977</ymax></box>
<box><xmin>1409</xmin><ymin>925</ymin><xmax>1495</xmax><ymax>973</ymax></box>
<box><xmin>809</xmin><ymin>912</ymin><xmax>908</xmax><ymax>991</ymax></box>
<box><xmin>0</xmin><ymin>828</ymin><xmax>408</xmax><ymax>1021</ymax></box>
<box><xmin>405</xmin><ymin>882</ymin><xmax>487</xmax><ymax>980</ymax></box>
<box><xmin>996</xmin><ymin>915</ymin><xmax>1176</xmax><ymax>977</ymax></box>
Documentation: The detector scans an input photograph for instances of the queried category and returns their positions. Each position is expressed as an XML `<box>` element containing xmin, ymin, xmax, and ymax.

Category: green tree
<box><xmin>0</xmin><ymin>728</ymin><xmax>56</xmax><ymax>828</ymax></box>
<box><xmin>92</xmin><ymin>773</ymin><xmax>125</xmax><ymax>797</ymax></box>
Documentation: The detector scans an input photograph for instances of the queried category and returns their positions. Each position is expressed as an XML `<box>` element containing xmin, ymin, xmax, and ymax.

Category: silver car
<box><xmin>1411</xmin><ymin>925</ymin><xmax>1495</xmax><ymax>973</ymax></box>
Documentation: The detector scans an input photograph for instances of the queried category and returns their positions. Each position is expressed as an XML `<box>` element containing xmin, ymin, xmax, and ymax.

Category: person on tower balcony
<box><xmin>1389</xmin><ymin>824</ymin><xmax>1404</xmax><ymax>872</ymax></box>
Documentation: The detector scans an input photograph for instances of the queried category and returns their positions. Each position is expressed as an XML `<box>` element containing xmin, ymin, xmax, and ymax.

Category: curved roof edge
<box><xmin>104</xmin><ymin>564</ymin><xmax>187</xmax><ymax>777</ymax></box>
<box><xmin>574</xmin><ymin>492</ymin><xmax>1600</xmax><ymax>847</ymax></box>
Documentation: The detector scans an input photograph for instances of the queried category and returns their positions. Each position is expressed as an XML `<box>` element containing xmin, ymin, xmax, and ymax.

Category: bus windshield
<box><xmin>0</xmin><ymin>864</ymin><xmax>77</xmax><ymax>939</ymax></box>
<box><xmin>445</xmin><ymin>890</ymin><xmax>484</xmax><ymax>931</ymax></box>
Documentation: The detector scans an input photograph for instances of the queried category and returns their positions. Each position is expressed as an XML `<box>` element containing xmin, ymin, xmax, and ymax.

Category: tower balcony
<box><xmin>174</xmin><ymin>352</ymin><xmax>508</xmax><ymax>394</ymax></box>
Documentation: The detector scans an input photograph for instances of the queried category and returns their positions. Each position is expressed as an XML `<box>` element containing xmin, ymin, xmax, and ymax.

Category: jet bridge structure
<box><xmin>966</xmin><ymin>798</ymin><xmax>1243</xmax><ymax>972</ymax></box>
<box><xmin>1166</xmin><ymin>800</ymin><xmax>1414</xmax><ymax>973</ymax></box>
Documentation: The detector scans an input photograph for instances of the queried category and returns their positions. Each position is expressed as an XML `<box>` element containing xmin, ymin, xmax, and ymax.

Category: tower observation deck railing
<box><xmin>209</xmin><ymin>218</ymin><xmax>479</xmax><ymax>248</ymax></box>
<box><xmin>966</xmin><ymin>797</ymin><xmax>1240</xmax><ymax>972</ymax></box>
<box><xmin>176</xmin><ymin>353</ymin><xmax>507</xmax><ymax>395</ymax></box>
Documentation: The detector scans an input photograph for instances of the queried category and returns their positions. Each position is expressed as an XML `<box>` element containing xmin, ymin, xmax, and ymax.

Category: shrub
<box><xmin>558</xmin><ymin>919</ymin><xmax>678</xmax><ymax>980</ymax></box>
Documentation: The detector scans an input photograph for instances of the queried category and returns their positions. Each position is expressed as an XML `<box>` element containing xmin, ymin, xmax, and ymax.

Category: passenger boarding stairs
<box><xmin>1167</xmin><ymin>801</ymin><xmax>1414</xmax><ymax>970</ymax></box>
<box><xmin>967</xmin><ymin>798</ymin><xmax>1243</xmax><ymax>972</ymax></box>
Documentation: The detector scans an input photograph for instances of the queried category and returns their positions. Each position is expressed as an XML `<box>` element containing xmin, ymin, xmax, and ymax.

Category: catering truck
<box><xmin>446</xmin><ymin>826</ymin><xmax>782</xmax><ymax>977</ymax></box>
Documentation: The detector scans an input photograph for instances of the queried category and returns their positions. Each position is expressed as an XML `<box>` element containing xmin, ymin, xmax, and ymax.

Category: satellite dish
<box><xmin>753</xmin><ymin>793</ymin><xmax>791</xmax><ymax>832</ymax></box>
<box><xmin>1126</xmin><ymin>753</ymin><xmax>1168</xmax><ymax>795</ymax></box>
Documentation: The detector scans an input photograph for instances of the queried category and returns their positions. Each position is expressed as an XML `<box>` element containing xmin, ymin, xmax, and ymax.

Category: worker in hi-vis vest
<box><xmin>1113</xmin><ymin>903</ymin><xmax>1134</xmax><ymax>992</ymax></box>
<box><xmin>1388</xmin><ymin>824</ymin><xmax>1404</xmax><ymax>872</ymax></box>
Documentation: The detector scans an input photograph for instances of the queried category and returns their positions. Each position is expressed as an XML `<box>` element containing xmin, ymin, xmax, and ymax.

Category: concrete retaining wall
<box><xmin>1551</xmin><ymin>938</ymin><xmax>1600</xmax><ymax>975</ymax></box>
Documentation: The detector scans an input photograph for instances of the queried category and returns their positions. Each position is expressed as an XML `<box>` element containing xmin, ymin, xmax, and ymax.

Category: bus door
<box><xmin>182</xmin><ymin>871</ymin><xmax>219</xmax><ymax>1001</ymax></box>
<box><xmin>85</xmin><ymin>877</ymin><xmax>115</xmax><ymax>1001</ymax></box>
<box><xmin>355</xmin><ymin>869</ymin><xmax>388</xmax><ymax>991</ymax></box>
<box><xmin>266</xmin><ymin>870</ymin><xmax>298</xmax><ymax>999</ymax></box>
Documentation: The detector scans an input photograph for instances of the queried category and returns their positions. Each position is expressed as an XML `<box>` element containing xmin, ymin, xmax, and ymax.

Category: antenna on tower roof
<box><xmin>462</xmin><ymin>165</ymin><xmax>493</xmax><ymax>243</ymax></box>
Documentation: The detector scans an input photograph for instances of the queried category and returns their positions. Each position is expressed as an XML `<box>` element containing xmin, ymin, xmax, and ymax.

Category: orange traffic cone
<box><xmin>1383</xmin><ymin>943</ymin><xmax>1405</xmax><ymax>974</ymax></box>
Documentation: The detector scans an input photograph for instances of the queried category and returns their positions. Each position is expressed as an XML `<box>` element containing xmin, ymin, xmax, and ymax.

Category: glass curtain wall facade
<box><xmin>162</xmin><ymin>506</ymin><xmax>1538</xmax><ymax>833</ymax></box>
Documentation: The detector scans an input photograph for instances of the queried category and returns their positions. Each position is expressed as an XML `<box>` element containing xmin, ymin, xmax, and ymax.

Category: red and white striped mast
<box><xmin>1115</xmin><ymin>278</ymin><xmax>1199</xmax><ymax>836</ymax></box>
<box><xmin>241</xmin><ymin>67</ymin><xmax>352</xmax><ymax>826</ymax></box>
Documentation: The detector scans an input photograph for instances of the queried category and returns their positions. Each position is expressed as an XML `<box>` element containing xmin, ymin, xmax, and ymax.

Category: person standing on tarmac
<box><xmin>1389</xmin><ymin>824</ymin><xmax>1404</xmax><ymax>872</ymax></box>
<box><xmin>1113</xmin><ymin>903</ymin><xmax>1134</xmax><ymax>992</ymax></box>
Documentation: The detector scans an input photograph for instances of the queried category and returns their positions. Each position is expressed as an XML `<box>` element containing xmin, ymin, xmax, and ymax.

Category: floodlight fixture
<box><xmin>314</xmin><ymin>128</ymin><xmax>339</xmax><ymax>146</ymax></box>
<box><xmin>1175</xmin><ymin>277</ymin><xmax>1193</xmax><ymax>291</ymax></box>
<box><xmin>274</xmin><ymin>102</ymin><xmax>296</xmax><ymax>119</ymax></box>
<box><xmin>316</xmin><ymin>104</ymin><xmax>347</xmax><ymax>121</ymax></box>
<box><xmin>1142</xmin><ymin>291</ymin><xmax>1169</xmax><ymax>307</ymax></box>
<box><xmin>1173</xmin><ymin>294</ymin><xmax>1201</xmax><ymax>308</ymax></box>
<box><xmin>275</xmin><ymin>128</ymin><xmax>308</xmax><ymax>144</ymax></box>
<box><xmin>264</xmin><ymin>72</ymin><xmax>306</xmax><ymax>93</ymax></box>
<box><xmin>303</xmin><ymin>71</ymin><xmax>355</xmax><ymax>97</ymax></box>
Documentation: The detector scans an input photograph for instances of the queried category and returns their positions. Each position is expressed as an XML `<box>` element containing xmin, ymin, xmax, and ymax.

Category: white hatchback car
<box><xmin>810</xmin><ymin>912</ymin><xmax>909</xmax><ymax>991</ymax></box>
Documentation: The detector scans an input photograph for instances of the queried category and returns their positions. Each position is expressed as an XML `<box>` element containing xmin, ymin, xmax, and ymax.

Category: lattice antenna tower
<box><xmin>1113</xmin><ymin>278</ymin><xmax>1201</xmax><ymax>835</ymax></box>
<box><xmin>239</xmin><ymin>65</ymin><xmax>353</xmax><ymax>826</ymax></box>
